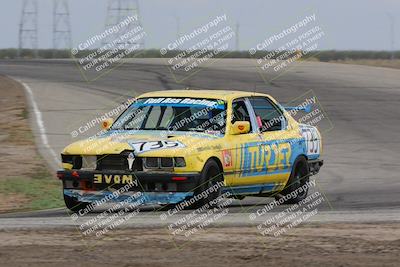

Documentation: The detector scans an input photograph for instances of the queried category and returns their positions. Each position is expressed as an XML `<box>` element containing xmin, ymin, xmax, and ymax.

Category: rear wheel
<box><xmin>64</xmin><ymin>194</ymin><xmax>89</xmax><ymax>213</ymax></box>
<box><xmin>275</xmin><ymin>156</ymin><xmax>310</xmax><ymax>204</ymax></box>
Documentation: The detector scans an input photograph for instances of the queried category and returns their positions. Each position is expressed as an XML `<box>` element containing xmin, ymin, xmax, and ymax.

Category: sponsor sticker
<box><xmin>222</xmin><ymin>149</ymin><xmax>232</xmax><ymax>167</ymax></box>
<box><xmin>93</xmin><ymin>174</ymin><xmax>135</xmax><ymax>184</ymax></box>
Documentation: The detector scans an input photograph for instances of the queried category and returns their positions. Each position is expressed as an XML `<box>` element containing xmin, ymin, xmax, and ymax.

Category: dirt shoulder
<box><xmin>327</xmin><ymin>59</ymin><xmax>400</xmax><ymax>70</ymax></box>
<box><xmin>0</xmin><ymin>223</ymin><xmax>399</xmax><ymax>267</ymax></box>
<box><xmin>0</xmin><ymin>75</ymin><xmax>63</xmax><ymax>212</ymax></box>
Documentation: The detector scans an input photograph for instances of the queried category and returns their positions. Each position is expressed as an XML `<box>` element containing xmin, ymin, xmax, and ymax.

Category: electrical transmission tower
<box><xmin>174</xmin><ymin>15</ymin><xmax>181</xmax><ymax>40</ymax></box>
<box><xmin>103</xmin><ymin>0</ymin><xmax>145</xmax><ymax>49</ymax></box>
<box><xmin>53</xmin><ymin>0</ymin><xmax>72</xmax><ymax>56</ymax></box>
<box><xmin>18</xmin><ymin>0</ymin><xmax>38</xmax><ymax>58</ymax></box>
<box><xmin>235</xmin><ymin>22</ymin><xmax>240</xmax><ymax>51</ymax></box>
<box><xmin>387</xmin><ymin>13</ymin><xmax>395</xmax><ymax>60</ymax></box>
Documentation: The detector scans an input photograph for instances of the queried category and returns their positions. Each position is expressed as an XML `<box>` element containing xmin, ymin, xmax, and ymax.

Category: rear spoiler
<box><xmin>247</xmin><ymin>105</ymin><xmax>312</xmax><ymax>113</ymax></box>
<box><xmin>283</xmin><ymin>104</ymin><xmax>312</xmax><ymax>113</ymax></box>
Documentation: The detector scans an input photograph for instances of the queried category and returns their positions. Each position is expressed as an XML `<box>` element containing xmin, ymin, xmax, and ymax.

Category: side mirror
<box><xmin>101</xmin><ymin>118</ymin><xmax>114</xmax><ymax>130</ymax></box>
<box><xmin>230</xmin><ymin>121</ymin><xmax>250</xmax><ymax>135</ymax></box>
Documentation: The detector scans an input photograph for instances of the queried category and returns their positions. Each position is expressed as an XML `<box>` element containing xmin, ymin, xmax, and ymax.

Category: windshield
<box><xmin>111</xmin><ymin>97</ymin><xmax>227</xmax><ymax>134</ymax></box>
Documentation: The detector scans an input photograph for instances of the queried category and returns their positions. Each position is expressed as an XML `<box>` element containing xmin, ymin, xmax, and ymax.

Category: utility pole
<box><xmin>235</xmin><ymin>22</ymin><xmax>240</xmax><ymax>51</ymax></box>
<box><xmin>174</xmin><ymin>15</ymin><xmax>180</xmax><ymax>40</ymax></box>
<box><xmin>103</xmin><ymin>0</ymin><xmax>145</xmax><ymax>50</ymax></box>
<box><xmin>18</xmin><ymin>0</ymin><xmax>38</xmax><ymax>58</ymax></box>
<box><xmin>387</xmin><ymin>13</ymin><xmax>395</xmax><ymax>60</ymax></box>
<box><xmin>53</xmin><ymin>0</ymin><xmax>72</xmax><ymax>57</ymax></box>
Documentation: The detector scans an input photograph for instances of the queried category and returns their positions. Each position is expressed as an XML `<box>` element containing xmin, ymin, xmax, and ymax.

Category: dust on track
<box><xmin>1</xmin><ymin>223</ymin><xmax>399</xmax><ymax>267</ymax></box>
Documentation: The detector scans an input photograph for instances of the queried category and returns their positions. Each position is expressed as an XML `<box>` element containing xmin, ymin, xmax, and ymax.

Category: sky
<box><xmin>1</xmin><ymin>0</ymin><xmax>399</xmax><ymax>50</ymax></box>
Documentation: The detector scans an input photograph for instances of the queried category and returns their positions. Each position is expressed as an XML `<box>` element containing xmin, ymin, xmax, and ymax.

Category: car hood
<box><xmin>62</xmin><ymin>130</ymin><xmax>223</xmax><ymax>156</ymax></box>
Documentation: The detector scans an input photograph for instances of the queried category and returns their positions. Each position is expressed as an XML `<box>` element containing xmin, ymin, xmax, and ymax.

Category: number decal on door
<box><xmin>301</xmin><ymin>127</ymin><xmax>320</xmax><ymax>155</ymax></box>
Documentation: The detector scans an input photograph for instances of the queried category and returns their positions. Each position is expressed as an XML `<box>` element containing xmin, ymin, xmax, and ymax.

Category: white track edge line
<box><xmin>21</xmin><ymin>81</ymin><xmax>60</xmax><ymax>166</ymax></box>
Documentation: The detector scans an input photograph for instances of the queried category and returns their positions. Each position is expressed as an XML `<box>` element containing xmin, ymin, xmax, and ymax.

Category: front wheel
<box><xmin>186</xmin><ymin>160</ymin><xmax>224</xmax><ymax>209</ymax></box>
<box><xmin>275</xmin><ymin>156</ymin><xmax>310</xmax><ymax>204</ymax></box>
<box><xmin>64</xmin><ymin>194</ymin><xmax>89</xmax><ymax>213</ymax></box>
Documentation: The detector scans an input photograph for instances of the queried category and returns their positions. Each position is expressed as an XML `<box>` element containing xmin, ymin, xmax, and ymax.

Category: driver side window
<box><xmin>232</xmin><ymin>99</ymin><xmax>252</xmax><ymax>132</ymax></box>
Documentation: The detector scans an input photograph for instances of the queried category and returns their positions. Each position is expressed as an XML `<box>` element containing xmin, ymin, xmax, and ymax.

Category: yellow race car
<box><xmin>57</xmin><ymin>90</ymin><xmax>323</xmax><ymax>212</ymax></box>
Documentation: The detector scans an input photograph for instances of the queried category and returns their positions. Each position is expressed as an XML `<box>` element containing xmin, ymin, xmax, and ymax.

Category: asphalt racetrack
<box><xmin>0</xmin><ymin>59</ymin><xmax>399</xmax><ymax>227</ymax></box>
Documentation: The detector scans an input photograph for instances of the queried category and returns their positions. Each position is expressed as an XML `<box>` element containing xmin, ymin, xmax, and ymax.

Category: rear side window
<box><xmin>249</xmin><ymin>97</ymin><xmax>285</xmax><ymax>132</ymax></box>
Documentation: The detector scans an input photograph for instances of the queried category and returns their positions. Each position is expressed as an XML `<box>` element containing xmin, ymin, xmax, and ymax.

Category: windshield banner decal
<box><xmin>133</xmin><ymin>98</ymin><xmax>225</xmax><ymax>110</ymax></box>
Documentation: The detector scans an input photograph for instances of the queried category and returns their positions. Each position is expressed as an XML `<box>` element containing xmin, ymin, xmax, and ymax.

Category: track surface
<box><xmin>0</xmin><ymin>59</ymin><xmax>399</xmax><ymax>227</ymax></box>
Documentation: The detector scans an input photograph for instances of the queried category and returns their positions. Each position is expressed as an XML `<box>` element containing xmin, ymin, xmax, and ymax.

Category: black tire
<box><xmin>232</xmin><ymin>195</ymin><xmax>246</xmax><ymax>200</ymax></box>
<box><xmin>64</xmin><ymin>194</ymin><xmax>89</xmax><ymax>213</ymax></box>
<box><xmin>186</xmin><ymin>160</ymin><xmax>224</xmax><ymax>209</ymax></box>
<box><xmin>275</xmin><ymin>156</ymin><xmax>310</xmax><ymax>204</ymax></box>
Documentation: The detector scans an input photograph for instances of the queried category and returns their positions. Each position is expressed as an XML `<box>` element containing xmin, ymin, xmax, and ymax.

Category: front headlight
<box><xmin>81</xmin><ymin>156</ymin><xmax>97</xmax><ymax>169</ymax></box>
<box><xmin>174</xmin><ymin>157</ymin><xmax>186</xmax><ymax>167</ymax></box>
<box><xmin>61</xmin><ymin>154</ymin><xmax>82</xmax><ymax>169</ymax></box>
<box><xmin>143</xmin><ymin>157</ymin><xmax>186</xmax><ymax>169</ymax></box>
<box><xmin>144</xmin><ymin>157</ymin><xmax>159</xmax><ymax>168</ymax></box>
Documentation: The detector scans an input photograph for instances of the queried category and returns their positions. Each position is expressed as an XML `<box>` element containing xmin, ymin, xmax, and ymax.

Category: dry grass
<box><xmin>328</xmin><ymin>59</ymin><xmax>400</xmax><ymax>70</ymax></box>
<box><xmin>0</xmin><ymin>75</ymin><xmax>63</xmax><ymax>212</ymax></box>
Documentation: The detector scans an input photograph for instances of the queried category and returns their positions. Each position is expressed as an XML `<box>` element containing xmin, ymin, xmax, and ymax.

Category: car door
<box><xmin>248</xmin><ymin>96</ymin><xmax>293</xmax><ymax>184</ymax></box>
<box><xmin>228</xmin><ymin>98</ymin><xmax>269</xmax><ymax>187</ymax></box>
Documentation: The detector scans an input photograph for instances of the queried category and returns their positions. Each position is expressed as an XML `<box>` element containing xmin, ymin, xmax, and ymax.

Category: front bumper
<box><xmin>63</xmin><ymin>189</ymin><xmax>194</xmax><ymax>205</ymax></box>
<box><xmin>58</xmin><ymin>169</ymin><xmax>201</xmax><ymax>205</ymax></box>
<box><xmin>57</xmin><ymin>169</ymin><xmax>201</xmax><ymax>193</ymax></box>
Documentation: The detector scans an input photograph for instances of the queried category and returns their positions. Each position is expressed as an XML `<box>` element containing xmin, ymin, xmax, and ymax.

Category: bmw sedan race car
<box><xmin>57</xmin><ymin>90</ymin><xmax>323</xmax><ymax>212</ymax></box>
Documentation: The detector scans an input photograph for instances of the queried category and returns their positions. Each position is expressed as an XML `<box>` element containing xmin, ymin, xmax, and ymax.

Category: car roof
<box><xmin>138</xmin><ymin>89</ymin><xmax>271</xmax><ymax>101</ymax></box>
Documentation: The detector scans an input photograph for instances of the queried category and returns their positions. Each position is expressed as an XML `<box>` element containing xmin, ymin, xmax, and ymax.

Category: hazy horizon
<box><xmin>1</xmin><ymin>0</ymin><xmax>399</xmax><ymax>51</ymax></box>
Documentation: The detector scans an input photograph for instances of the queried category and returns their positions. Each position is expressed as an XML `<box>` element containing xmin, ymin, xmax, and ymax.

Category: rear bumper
<box><xmin>308</xmin><ymin>159</ymin><xmax>324</xmax><ymax>175</ymax></box>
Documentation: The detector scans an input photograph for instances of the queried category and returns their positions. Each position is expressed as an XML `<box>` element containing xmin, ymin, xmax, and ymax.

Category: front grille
<box><xmin>97</xmin><ymin>154</ymin><xmax>142</xmax><ymax>171</ymax></box>
<box><xmin>98</xmin><ymin>155</ymin><xmax>127</xmax><ymax>170</ymax></box>
<box><xmin>95</xmin><ymin>154</ymin><xmax>178</xmax><ymax>171</ymax></box>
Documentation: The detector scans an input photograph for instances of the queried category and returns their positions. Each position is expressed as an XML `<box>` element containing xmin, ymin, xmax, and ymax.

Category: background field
<box><xmin>0</xmin><ymin>75</ymin><xmax>63</xmax><ymax>212</ymax></box>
